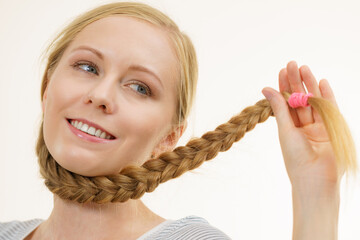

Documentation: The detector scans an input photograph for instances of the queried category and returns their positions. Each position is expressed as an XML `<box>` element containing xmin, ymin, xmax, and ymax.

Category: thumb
<box><xmin>262</xmin><ymin>87</ymin><xmax>295</xmax><ymax>131</ymax></box>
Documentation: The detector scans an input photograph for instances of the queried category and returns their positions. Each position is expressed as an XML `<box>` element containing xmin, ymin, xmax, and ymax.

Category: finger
<box><xmin>287</xmin><ymin>61</ymin><xmax>314</xmax><ymax>126</ymax></box>
<box><xmin>262</xmin><ymin>87</ymin><xmax>295</xmax><ymax>132</ymax></box>
<box><xmin>319</xmin><ymin>79</ymin><xmax>339</xmax><ymax>109</ymax></box>
<box><xmin>299</xmin><ymin>65</ymin><xmax>322</xmax><ymax>123</ymax></box>
<box><xmin>279</xmin><ymin>68</ymin><xmax>300</xmax><ymax>127</ymax></box>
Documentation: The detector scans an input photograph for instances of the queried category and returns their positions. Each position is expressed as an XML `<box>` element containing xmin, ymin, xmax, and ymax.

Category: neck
<box><xmin>30</xmin><ymin>194</ymin><xmax>165</xmax><ymax>240</ymax></box>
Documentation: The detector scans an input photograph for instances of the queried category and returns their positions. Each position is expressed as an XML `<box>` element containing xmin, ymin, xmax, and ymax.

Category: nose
<box><xmin>83</xmin><ymin>80</ymin><xmax>117</xmax><ymax>114</ymax></box>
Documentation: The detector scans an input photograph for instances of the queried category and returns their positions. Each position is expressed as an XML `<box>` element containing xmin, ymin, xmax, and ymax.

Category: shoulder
<box><xmin>0</xmin><ymin>219</ymin><xmax>43</xmax><ymax>240</ymax></box>
<box><xmin>142</xmin><ymin>215</ymin><xmax>231</xmax><ymax>240</ymax></box>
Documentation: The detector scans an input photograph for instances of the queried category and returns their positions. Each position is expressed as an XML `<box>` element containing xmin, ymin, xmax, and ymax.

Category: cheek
<box><xmin>121</xmin><ymin>104</ymin><xmax>168</xmax><ymax>140</ymax></box>
<box><xmin>42</xmin><ymin>69</ymin><xmax>86</xmax><ymax>165</ymax></box>
<box><xmin>44</xmin><ymin>69</ymin><xmax>86</xmax><ymax>118</ymax></box>
<box><xmin>117</xmin><ymin>101</ymin><xmax>174</xmax><ymax>159</ymax></box>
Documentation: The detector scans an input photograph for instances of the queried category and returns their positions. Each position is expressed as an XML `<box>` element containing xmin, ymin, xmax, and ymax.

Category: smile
<box><xmin>66</xmin><ymin>118</ymin><xmax>116</xmax><ymax>142</ymax></box>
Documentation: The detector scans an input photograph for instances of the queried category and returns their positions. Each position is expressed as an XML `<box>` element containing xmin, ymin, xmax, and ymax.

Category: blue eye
<box><xmin>79</xmin><ymin>64</ymin><xmax>97</xmax><ymax>74</ymax></box>
<box><xmin>73</xmin><ymin>62</ymin><xmax>98</xmax><ymax>75</ymax></box>
<box><xmin>129</xmin><ymin>82</ymin><xmax>151</xmax><ymax>96</ymax></box>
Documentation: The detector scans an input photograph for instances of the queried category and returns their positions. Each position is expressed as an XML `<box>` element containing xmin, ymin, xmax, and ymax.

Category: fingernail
<box><xmin>262</xmin><ymin>89</ymin><xmax>272</xmax><ymax>101</ymax></box>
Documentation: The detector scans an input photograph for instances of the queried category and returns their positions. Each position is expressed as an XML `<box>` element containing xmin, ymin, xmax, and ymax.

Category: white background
<box><xmin>1</xmin><ymin>0</ymin><xmax>360</xmax><ymax>239</ymax></box>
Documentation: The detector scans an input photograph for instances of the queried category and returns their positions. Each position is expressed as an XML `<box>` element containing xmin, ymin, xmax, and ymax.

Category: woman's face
<box><xmin>42</xmin><ymin>16</ymin><xmax>181</xmax><ymax>176</ymax></box>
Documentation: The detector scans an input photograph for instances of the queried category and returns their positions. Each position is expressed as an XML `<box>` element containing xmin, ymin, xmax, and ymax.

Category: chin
<box><xmin>52</xmin><ymin>150</ymin><xmax>114</xmax><ymax>177</ymax></box>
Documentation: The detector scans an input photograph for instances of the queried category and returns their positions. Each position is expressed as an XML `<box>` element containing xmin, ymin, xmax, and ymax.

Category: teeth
<box><xmin>87</xmin><ymin>127</ymin><xmax>96</xmax><ymax>136</ymax></box>
<box><xmin>95</xmin><ymin>129</ymin><xmax>102</xmax><ymax>137</ymax></box>
<box><xmin>100</xmin><ymin>132</ymin><xmax>106</xmax><ymax>139</ymax></box>
<box><xmin>70</xmin><ymin>120</ymin><xmax>113</xmax><ymax>140</ymax></box>
<box><xmin>80</xmin><ymin>124</ymin><xmax>89</xmax><ymax>133</ymax></box>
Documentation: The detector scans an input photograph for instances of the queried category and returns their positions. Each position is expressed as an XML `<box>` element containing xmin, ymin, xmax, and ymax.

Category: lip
<box><xmin>66</xmin><ymin>119</ymin><xmax>116</xmax><ymax>143</ymax></box>
<box><xmin>68</xmin><ymin>118</ymin><xmax>115</xmax><ymax>138</ymax></box>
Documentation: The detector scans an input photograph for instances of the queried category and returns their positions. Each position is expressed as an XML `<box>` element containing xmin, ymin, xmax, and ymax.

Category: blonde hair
<box><xmin>36</xmin><ymin>2</ymin><xmax>357</xmax><ymax>204</ymax></box>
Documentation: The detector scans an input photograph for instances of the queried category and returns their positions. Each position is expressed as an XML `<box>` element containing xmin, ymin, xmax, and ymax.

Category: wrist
<box><xmin>291</xmin><ymin>179</ymin><xmax>340</xmax><ymax>240</ymax></box>
<box><xmin>292</xmin><ymin>184</ymin><xmax>340</xmax><ymax>212</ymax></box>
<box><xmin>291</xmin><ymin>176</ymin><xmax>340</xmax><ymax>199</ymax></box>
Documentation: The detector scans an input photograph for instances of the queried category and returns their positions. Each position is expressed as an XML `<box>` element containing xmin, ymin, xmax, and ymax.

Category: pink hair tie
<box><xmin>288</xmin><ymin>92</ymin><xmax>313</xmax><ymax>108</ymax></box>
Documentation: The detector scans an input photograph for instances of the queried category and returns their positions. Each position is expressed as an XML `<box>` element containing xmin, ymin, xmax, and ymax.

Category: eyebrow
<box><xmin>72</xmin><ymin>45</ymin><xmax>163</xmax><ymax>87</ymax></box>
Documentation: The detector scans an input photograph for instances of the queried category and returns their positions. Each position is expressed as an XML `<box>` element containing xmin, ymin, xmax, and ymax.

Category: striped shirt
<box><xmin>0</xmin><ymin>215</ymin><xmax>231</xmax><ymax>240</ymax></box>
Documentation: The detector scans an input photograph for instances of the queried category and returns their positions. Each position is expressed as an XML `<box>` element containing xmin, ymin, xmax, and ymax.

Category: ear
<box><xmin>151</xmin><ymin>122</ymin><xmax>187</xmax><ymax>158</ymax></box>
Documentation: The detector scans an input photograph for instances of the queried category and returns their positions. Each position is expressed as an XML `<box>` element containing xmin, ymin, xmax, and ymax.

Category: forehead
<box><xmin>65</xmin><ymin>15</ymin><xmax>179</xmax><ymax>83</ymax></box>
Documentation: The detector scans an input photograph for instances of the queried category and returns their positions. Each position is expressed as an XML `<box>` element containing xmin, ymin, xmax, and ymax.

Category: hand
<box><xmin>262</xmin><ymin>61</ymin><xmax>342</xmax><ymax>191</ymax></box>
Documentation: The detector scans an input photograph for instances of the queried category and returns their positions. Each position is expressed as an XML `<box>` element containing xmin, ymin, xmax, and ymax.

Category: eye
<box><xmin>128</xmin><ymin>82</ymin><xmax>151</xmax><ymax>96</ymax></box>
<box><xmin>73</xmin><ymin>62</ymin><xmax>99</xmax><ymax>75</ymax></box>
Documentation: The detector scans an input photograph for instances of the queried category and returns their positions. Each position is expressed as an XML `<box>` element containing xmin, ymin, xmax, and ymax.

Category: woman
<box><xmin>0</xmin><ymin>2</ymin><xmax>351</xmax><ymax>239</ymax></box>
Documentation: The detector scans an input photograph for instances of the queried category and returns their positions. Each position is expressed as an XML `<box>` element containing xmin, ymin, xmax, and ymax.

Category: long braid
<box><xmin>37</xmin><ymin>98</ymin><xmax>273</xmax><ymax>203</ymax></box>
<box><xmin>37</xmin><ymin>92</ymin><xmax>357</xmax><ymax>204</ymax></box>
